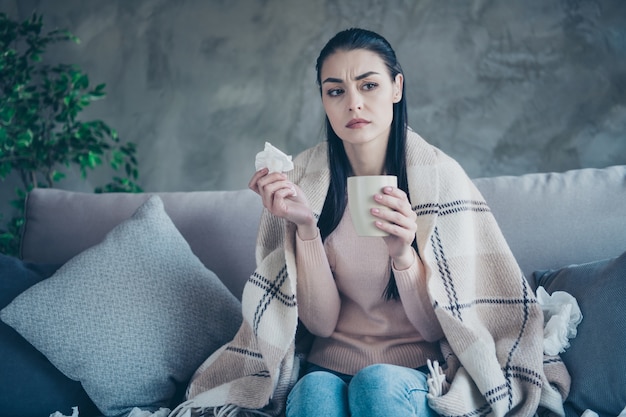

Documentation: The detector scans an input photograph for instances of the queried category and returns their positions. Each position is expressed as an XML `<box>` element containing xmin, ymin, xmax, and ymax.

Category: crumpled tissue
<box><xmin>50</xmin><ymin>407</ymin><xmax>79</xmax><ymax>417</ymax></box>
<box><xmin>536</xmin><ymin>286</ymin><xmax>583</xmax><ymax>356</ymax></box>
<box><xmin>49</xmin><ymin>407</ymin><xmax>170</xmax><ymax>417</ymax></box>
<box><xmin>255</xmin><ymin>142</ymin><xmax>294</xmax><ymax>173</ymax></box>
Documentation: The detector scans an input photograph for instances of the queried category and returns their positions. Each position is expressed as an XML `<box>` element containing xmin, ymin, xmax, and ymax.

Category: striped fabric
<box><xmin>170</xmin><ymin>131</ymin><xmax>570</xmax><ymax>417</ymax></box>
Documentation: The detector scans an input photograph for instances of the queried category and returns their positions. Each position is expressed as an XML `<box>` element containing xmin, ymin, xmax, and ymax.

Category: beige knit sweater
<box><xmin>170</xmin><ymin>131</ymin><xmax>571</xmax><ymax>417</ymax></box>
<box><xmin>294</xmin><ymin>205</ymin><xmax>445</xmax><ymax>375</ymax></box>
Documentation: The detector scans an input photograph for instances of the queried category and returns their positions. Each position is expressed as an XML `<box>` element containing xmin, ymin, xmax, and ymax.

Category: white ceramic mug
<box><xmin>347</xmin><ymin>175</ymin><xmax>398</xmax><ymax>237</ymax></box>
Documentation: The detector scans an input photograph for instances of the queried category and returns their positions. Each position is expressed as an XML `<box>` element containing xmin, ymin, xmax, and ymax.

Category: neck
<box><xmin>344</xmin><ymin>140</ymin><xmax>387</xmax><ymax>176</ymax></box>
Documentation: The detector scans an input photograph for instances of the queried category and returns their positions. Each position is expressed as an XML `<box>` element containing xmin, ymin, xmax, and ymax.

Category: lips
<box><xmin>346</xmin><ymin>118</ymin><xmax>370</xmax><ymax>128</ymax></box>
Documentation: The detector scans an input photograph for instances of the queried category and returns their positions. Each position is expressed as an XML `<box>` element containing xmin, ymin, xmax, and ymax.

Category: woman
<box><xmin>172</xmin><ymin>28</ymin><xmax>569</xmax><ymax>417</ymax></box>
<box><xmin>251</xmin><ymin>27</ymin><xmax>441</xmax><ymax>417</ymax></box>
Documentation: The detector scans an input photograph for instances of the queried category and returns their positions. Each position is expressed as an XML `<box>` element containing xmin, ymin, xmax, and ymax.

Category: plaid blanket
<box><xmin>170</xmin><ymin>131</ymin><xmax>570</xmax><ymax>417</ymax></box>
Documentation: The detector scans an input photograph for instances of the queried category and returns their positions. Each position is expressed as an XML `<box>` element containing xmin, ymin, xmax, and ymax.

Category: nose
<box><xmin>347</xmin><ymin>90</ymin><xmax>363</xmax><ymax>112</ymax></box>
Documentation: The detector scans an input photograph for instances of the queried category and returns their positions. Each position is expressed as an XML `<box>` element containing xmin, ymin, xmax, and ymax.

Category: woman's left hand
<box><xmin>372</xmin><ymin>186</ymin><xmax>417</xmax><ymax>269</ymax></box>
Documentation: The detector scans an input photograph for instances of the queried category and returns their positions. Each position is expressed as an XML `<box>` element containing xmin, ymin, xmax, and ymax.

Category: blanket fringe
<box><xmin>426</xmin><ymin>359</ymin><xmax>448</xmax><ymax>397</ymax></box>
<box><xmin>212</xmin><ymin>404</ymin><xmax>272</xmax><ymax>417</ymax></box>
<box><xmin>168</xmin><ymin>401</ymin><xmax>273</xmax><ymax>417</ymax></box>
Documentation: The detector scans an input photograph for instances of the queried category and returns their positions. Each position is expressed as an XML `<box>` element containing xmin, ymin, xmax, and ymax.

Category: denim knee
<box><xmin>348</xmin><ymin>364</ymin><xmax>434</xmax><ymax>417</ymax></box>
<box><xmin>352</xmin><ymin>363</ymin><xmax>429</xmax><ymax>391</ymax></box>
<box><xmin>286</xmin><ymin>371</ymin><xmax>349</xmax><ymax>417</ymax></box>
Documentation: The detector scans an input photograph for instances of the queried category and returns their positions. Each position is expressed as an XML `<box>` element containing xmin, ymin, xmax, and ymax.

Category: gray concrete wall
<box><xmin>1</xmin><ymin>0</ymin><xmax>625</xmax><ymax>207</ymax></box>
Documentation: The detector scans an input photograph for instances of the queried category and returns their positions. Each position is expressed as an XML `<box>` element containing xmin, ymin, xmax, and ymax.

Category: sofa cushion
<box><xmin>0</xmin><ymin>254</ymin><xmax>100</xmax><ymax>417</ymax></box>
<box><xmin>532</xmin><ymin>251</ymin><xmax>626</xmax><ymax>417</ymax></box>
<box><xmin>1</xmin><ymin>196</ymin><xmax>242</xmax><ymax>417</ymax></box>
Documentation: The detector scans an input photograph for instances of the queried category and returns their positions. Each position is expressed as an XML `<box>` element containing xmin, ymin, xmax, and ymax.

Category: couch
<box><xmin>1</xmin><ymin>165</ymin><xmax>625</xmax><ymax>417</ymax></box>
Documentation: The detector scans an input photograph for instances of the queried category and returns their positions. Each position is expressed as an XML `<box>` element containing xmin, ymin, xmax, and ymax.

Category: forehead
<box><xmin>320</xmin><ymin>49</ymin><xmax>389</xmax><ymax>80</ymax></box>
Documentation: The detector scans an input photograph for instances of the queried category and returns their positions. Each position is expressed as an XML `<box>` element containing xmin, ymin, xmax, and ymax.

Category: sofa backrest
<box><xmin>474</xmin><ymin>164</ymin><xmax>626</xmax><ymax>276</ymax></box>
<box><xmin>21</xmin><ymin>189</ymin><xmax>263</xmax><ymax>299</ymax></box>
<box><xmin>21</xmin><ymin>165</ymin><xmax>626</xmax><ymax>299</ymax></box>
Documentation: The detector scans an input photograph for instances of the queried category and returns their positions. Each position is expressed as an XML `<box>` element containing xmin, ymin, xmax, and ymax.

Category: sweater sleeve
<box><xmin>393</xmin><ymin>250</ymin><xmax>444</xmax><ymax>342</ymax></box>
<box><xmin>295</xmin><ymin>230</ymin><xmax>341</xmax><ymax>337</ymax></box>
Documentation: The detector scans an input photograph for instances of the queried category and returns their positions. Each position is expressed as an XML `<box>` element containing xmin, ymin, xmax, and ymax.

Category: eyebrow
<box><xmin>322</xmin><ymin>71</ymin><xmax>380</xmax><ymax>84</ymax></box>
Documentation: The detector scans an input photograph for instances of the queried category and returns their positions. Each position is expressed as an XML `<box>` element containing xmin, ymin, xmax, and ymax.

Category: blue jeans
<box><xmin>285</xmin><ymin>363</ymin><xmax>437</xmax><ymax>417</ymax></box>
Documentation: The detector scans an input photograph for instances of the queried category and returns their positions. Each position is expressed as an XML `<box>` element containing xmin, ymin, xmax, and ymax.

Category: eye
<box><xmin>326</xmin><ymin>88</ymin><xmax>344</xmax><ymax>97</ymax></box>
<box><xmin>362</xmin><ymin>82</ymin><xmax>378</xmax><ymax>91</ymax></box>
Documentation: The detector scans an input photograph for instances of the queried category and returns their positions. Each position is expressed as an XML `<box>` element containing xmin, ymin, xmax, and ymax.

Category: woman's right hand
<box><xmin>249</xmin><ymin>168</ymin><xmax>317</xmax><ymax>234</ymax></box>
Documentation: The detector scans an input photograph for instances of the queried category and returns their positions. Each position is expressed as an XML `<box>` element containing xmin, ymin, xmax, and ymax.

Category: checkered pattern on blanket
<box><xmin>170</xmin><ymin>131</ymin><xmax>570</xmax><ymax>417</ymax></box>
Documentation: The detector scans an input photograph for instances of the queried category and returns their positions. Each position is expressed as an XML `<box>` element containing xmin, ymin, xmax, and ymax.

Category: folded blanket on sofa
<box><xmin>170</xmin><ymin>131</ymin><xmax>570</xmax><ymax>417</ymax></box>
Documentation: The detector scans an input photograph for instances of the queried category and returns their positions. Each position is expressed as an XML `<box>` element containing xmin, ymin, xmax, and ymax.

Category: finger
<box><xmin>371</xmin><ymin>207</ymin><xmax>417</xmax><ymax>242</ymax></box>
<box><xmin>373</xmin><ymin>210</ymin><xmax>414</xmax><ymax>232</ymax></box>
<box><xmin>256</xmin><ymin>171</ymin><xmax>288</xmax><ymax>192</ymax></box>
<box><xmin>372</xmin><ymin>207</ymin><xmax>407</xmax><ymax>226</ymax></box>
<box><xmin>255</xmin><ymin>173</ymin><xmax>287</xmax><ymax>199</ymax></box>
<box><xmin>259</xmin><ymin>177</ymin><xmax>293</xmax><ymax>199</ymax></box>
<box><xmin>382</xmin><ymin>185</ymin><xmax>407</xmax><ymax>199</ymax></box>
<box><xmin>375</xmin><ymin>219</ymin><xmax>414</xmax><ymax>243</ymax></box>
<box><xmin>264</xmin><ymin>183</ymin><xmax>298</xmax><ymax>213</ymax></box>
<box><xmin>248</xmin><ymin>168</ymin><xmax>269</xmax><ymax>193</ymax></box>
<box><xmin>375</xmin><ymin>187</ymin><xmax>413</xmax><ymax>216</ymax></box>
<box><xmin>263</xmin><ymin>187</ymin><xmax>299</xmax><ymax>220</ymax></box>
<box><xmin>272</xmin><ymin>186</ymin><xmax>298</xmax><ymax>208</ymax></box>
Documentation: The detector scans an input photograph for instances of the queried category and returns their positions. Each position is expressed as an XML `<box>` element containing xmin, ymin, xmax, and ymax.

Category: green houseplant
<box><xmin>0</xmin><ymin>12</ymin><xmax>142</xmax><ymax>256</ymax></box>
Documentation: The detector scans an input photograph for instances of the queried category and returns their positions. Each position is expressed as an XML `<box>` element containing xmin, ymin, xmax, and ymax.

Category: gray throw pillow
<box><xmin>1</xmin><ymin>196</ymin><xmax>242</xmax><ymax>417</ymax></box>
<box><xmin>532</xmin><ymin>251</ymin><xmax>626</xmax><ymax>417</ymax></box>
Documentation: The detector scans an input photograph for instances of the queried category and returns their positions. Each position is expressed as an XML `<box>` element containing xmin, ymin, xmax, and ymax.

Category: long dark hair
<box><xmin>315</xmin><ymin>28</ymin><xmax>413</xmax><ymax>300</ymax></box>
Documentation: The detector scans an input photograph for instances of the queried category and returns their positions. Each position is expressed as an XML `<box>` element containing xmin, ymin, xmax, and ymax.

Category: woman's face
<box><xmin>320</xmin><ymin>49</ymin><xmax>403</xmax><ymax>150</ymax></box>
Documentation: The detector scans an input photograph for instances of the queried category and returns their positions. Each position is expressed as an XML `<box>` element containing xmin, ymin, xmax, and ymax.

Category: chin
<box><xmin>339</xmin><ymin>129</ymin><xmax>388</xmax><ymax>146</ymax></box>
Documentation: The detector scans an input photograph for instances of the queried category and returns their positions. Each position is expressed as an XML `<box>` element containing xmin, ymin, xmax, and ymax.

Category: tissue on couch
<box><xmin>536</xmin><ymin>286</ymin><xmax>583</xmax><ymax>356</ymax></box>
